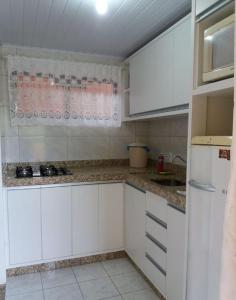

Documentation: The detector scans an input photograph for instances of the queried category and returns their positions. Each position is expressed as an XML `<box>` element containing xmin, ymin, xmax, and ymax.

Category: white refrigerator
<box><xmin>187</xmin><ymin>145</ymin><xmax>231</xmax><ymax>300</ymax></box>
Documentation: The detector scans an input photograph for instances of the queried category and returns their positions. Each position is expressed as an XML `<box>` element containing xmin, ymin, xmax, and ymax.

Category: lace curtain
<box><xmin>7</xmin><ymin>56</ymin><xmax>122</xmax><ymax>127</ymax></box>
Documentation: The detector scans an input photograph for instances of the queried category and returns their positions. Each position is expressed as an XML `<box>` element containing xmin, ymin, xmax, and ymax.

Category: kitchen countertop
<box><xmin>3</xmin><ymin>165</ymin><xmax>186</xmax><ymax>211</ymax></box>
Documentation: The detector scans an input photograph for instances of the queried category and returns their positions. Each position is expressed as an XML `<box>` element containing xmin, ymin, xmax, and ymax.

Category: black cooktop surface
<box><xmin>15</xmin><ymin>165</ymin><xmax>72</xmax><ymax>178</ymax></box>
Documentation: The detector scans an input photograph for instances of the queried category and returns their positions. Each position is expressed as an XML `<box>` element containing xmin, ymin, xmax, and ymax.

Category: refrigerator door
<box><xmin>187</xmin><ymin>145</ymin><xmax>213</xmax><ymax>300</ymax></box>
<box><xmin>187</xmin><ymin>186</ymin><xmax>212</xmax><ymax>300</ymax></box>
<box><xmin>207</xmin><ymin>147</ymin><xmax>230</xmax><ymax>300</ymax></box>
<box><xmin>187</xmin><ymin>145</ymin><xmax>231</xmax><ymax>300</ymax></box>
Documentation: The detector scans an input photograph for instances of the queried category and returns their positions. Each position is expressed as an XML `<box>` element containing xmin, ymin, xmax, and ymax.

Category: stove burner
<box><xmin>16</xmin><ymin>166</ymin><xmax>33</xmax><ymax>178</ymax></box>
<box><xmin>40</xmin><ymin>165</ymin><xmax>58</xmax><ymax>177</ymax></box>
<box><xmin>15</xmin><ymin>165</ymin><xmax>72</xmax><ymax>178</ymax></box>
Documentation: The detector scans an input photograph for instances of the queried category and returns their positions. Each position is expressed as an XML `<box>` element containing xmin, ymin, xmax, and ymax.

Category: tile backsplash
<box><xmin>0</xmin><ymin>45</ymin><xmax>188</xmax><ymax>164</ymax></box>
<box><xmin>148</xmin><ymin>116</ymin><xmax>188</xmax><ymax>164</ymax></box>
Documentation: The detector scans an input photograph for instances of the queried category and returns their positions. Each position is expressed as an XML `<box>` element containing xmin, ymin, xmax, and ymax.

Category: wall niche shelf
<box><xmin>123</xmin><ymin>107</ymin><xmax>189</xmax><ymax>122</ymax></box>
<box><xmin>193</xmin><ymin>77</ymin><xmax>234</xmax><ymax>97</ymax></box>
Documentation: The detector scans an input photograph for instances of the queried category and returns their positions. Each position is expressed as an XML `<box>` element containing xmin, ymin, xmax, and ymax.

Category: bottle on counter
<box><xmin>157</xmin><ymin>154</ymin><xmax>164</xmax><ymax>173</ymax></box>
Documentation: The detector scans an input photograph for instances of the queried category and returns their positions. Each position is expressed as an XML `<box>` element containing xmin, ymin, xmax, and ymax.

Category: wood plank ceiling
<box><xmin>0</xmin><ymin>0</ymin><xmax>191</xmax><ymax>58</ymax></box>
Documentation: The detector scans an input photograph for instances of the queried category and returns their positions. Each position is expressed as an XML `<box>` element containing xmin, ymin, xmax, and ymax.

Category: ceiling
<box><xmin>0</xmin><ymin>0</ymin><xmax>191</xmax><ymax>58</ymax></box>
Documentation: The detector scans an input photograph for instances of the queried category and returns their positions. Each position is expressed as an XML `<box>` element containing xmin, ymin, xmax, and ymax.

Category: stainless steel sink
<box><xmin>151</xmin><ymin>178</ymin><xmax>185</xmax><ymax>187</ymax></box>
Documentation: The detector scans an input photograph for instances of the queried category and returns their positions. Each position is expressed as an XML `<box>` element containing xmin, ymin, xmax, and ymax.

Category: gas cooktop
<box><xmin>15</xmin><ymin>165</ymin><xmax>73</xmax><ymax>178</ymax></box>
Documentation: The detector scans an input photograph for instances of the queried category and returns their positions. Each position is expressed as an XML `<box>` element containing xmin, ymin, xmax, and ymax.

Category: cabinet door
<box><xmin>196</xmin><ymin>0</ymin><xmax>219</xmax><ymax>16</ymax></box>
<box><xmin>129</xmin><ymin>33</ymin><xmax>173</xmax><ymax>114</ymax></box>
<box><xmin>173</xmin><ymin>16</ymin><xmax>192</xmax><ymax>106</ymax></box>
<box><xmin>8</xmin><ymin>188</ymin><xmax>41</xmax><ymax>265</ymax></box>
<box><xmin>129</xmin><ymin>43</ymin><xmax>158</xmax><ymax>115</ymax></box>
<box><xmin>124</xmin><ymin>184</ymin><xmax>146</xmax><ymax>271</ymax></box>
<box><xmin>72</xmin><ymin>185</ymin><xmax>98</xmax><ymax>255</ymax></box>
<box><xmin>166</xmin><ymin>205</ymin><xmax>186</xmax><ymax>300</ymax></box>
<box><xmin>98</xmin><ymin>183</ymin><xmax>124</xmax><ymax>251</ymax></box>
<box><xmin>41</xmin><ymin>186</ymin><xmax>71</xmax><ymax>259</ymax></box>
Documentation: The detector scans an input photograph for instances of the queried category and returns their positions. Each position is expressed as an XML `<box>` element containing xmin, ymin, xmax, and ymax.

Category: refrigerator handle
<box><xmin>189</xmin><ymin>180</ymin><xmax>216</xmax><ymax>192</ymax></box>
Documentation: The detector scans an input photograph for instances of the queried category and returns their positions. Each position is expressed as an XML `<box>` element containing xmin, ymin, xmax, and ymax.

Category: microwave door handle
<box><xmin>189</xmin><ymin>180</ymin><xmax>216</xmax><ymax>192</ymax></box>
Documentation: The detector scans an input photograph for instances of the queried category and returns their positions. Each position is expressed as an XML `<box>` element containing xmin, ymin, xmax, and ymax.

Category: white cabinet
<box><xmin>145</xmin><ymin>192</ymin><xmax>167</xmax><ymax>296</ymax></box>
<box><xmin>98</xmin><ymin>183</ymin><xmax>124</xmax><ymax>251</ymax></box>
<box><xmin>7</xmin><ymin>188</ymin><xmax>41</xmax><ymax>265</ymax></box>
<box><xmin>129</xmin><ymin>15</ymin><xmax>191</xmax><ymax>116</ymax></box>
<box><xmin>41</xmin><ymin>186</ymin><xmax>72</xmax><ymax>259</ymax></box>
<box><xmin>173</xmin><ymin>16</ymin><xmax>192</xmax><ymax>107</ymax></box>
<box><xmin>196</xmin><ymin>0</ymin><xmax>219</xmax><ymax>16</ymax></box>
<box><xmin>124</xmin><ymin>184</ymin><xmax>146</xmax><ymax>271</ymax></box>
<box><xmin>129</xmin><ymin>33</ymin><xmax>172</xmax><ymax>114</ymax></box>
<box><xmin>72</xmin><ymin>185</ymin><xmax>98</xmax><ymax>255</ymax></box>
<box><xmin>166</xmin><ymin>205</ymin><xmax>186</xmax><ymax>300</ymax></box>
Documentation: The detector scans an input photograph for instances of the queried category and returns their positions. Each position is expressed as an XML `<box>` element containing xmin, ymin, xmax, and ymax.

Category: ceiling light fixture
<box><xmin>96</xmin><ymin>0</ymin><xmax>108</xmax><ymax>15</ymax></box>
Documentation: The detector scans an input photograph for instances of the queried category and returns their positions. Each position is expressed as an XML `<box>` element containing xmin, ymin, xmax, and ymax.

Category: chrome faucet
<box><xmin>172</xmin><ymin>154</ymin><xmax>187</xmax><ymax>165</ymax></box>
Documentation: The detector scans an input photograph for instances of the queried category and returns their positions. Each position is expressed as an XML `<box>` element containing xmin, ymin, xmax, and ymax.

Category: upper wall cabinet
<box><xmin>195</xmin><ymin>0</ymin><xmax>219</xmax><ymax>16</ymax></box>
<box><xmin>128</xmin><ymin>15</ymin><xmax>192</xmax><ymax>116</ymax></box>
<box><xmin>172</xmin><ymin>16</ymin><xmax>192</xmax><ymax>108</ymax></box>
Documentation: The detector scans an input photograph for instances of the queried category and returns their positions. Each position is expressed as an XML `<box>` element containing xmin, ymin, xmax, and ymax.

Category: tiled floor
<box><xmin>5</xmin><ymin>258</ymin><xmax>161</xmax><ymax>300</ymax></box>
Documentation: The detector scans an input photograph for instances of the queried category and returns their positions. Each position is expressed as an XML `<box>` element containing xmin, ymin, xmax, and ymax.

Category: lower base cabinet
<box><xmin>166</xmin><ymin>204</ymin><xmax>187</xmax><ymax>300</ymax></box>
<box><xmin>124</xmin><ymin>184</ymin><xmax>146</xmax><ymax>272</ymax></box>
<box><xmin>124</xmin><ymin>188</ymin><xmax>187</xmax><ymax>299</ymax></box>
<box><xmin>98</xmin><ymin>183</ymin><xmax>124</xmax><ymax>251</ymax></box>
<box><xmin>7</xmin><ymin>188</ymin><xmax>41</xmax><ymax>265</ymax></box>
<box><xmin>41</xmin><ymin>186</ymin><xmax>72</xmax><ymax>259</ymax></box>
<box><xmin>6</xmin><ymin>183</ymin><xmax>125</xmax><ymax>266</ymax></box>
<box><xmin>72</xmin><ymin>185</ymin><xmax>99</xmax><ymax>255</ymax></box>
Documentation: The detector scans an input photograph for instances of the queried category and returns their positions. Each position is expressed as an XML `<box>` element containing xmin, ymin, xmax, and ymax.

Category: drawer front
<box><xmin>145</xmin><ymin>254</ymin><xmax>166</xmax><ymax>296</ymax></box>
<box><xmin>146</xmin><ymin>214</ymin><xmax>167</xmax><ymax>247</ymax></box>
<box><xmin>146</xmin><ymin>192</ymin><xmax>167</xmax><ymax>223</ymax></box>
<box><xmin>146</xmin><ymin>234</ymin><xmax>166</xmax><ymax>271</ymax></box>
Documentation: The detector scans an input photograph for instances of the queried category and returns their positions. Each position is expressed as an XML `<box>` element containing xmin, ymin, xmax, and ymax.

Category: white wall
<box><xmin>0</xmin><ymin>45</ymin><xmax>149</xmax><ymax>163</ymax></box>
<box><xmin>0</xmin><ymin>131</ymin><xmax>6</xmax><ymax>285</ymax></box>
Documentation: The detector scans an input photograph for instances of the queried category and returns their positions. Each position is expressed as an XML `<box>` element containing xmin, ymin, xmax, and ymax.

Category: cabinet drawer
<box><xmin>146</xmin><ymin>233</ymin><xmax>166</xmax><ymax>271</ymax></box>
<box><xmin>146</xmin><ymin>214</ymin><xmax>167</xmax><ymax>247</ymax></box>
<box><xmin>145</xmin><ymin>254</ymin><xmax>166</xmax><ymax>296</ymax></box>
<box><xmin>146</xmin><ymin>192</ymin><xmax>167</xmax><ymax>223</ymax></box>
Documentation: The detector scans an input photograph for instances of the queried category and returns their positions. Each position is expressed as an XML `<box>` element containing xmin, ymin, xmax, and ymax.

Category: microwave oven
<box><xmin>203</xmin><ymin>13</ymin><xmax>234</xmax><ymax>83</ymax></box>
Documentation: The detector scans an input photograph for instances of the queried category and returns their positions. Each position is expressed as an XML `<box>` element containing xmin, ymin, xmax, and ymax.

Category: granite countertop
<box><xmin>3</xmin><ymin>164</ymin><xmax>186</xmax><ymax>211</ymax></box>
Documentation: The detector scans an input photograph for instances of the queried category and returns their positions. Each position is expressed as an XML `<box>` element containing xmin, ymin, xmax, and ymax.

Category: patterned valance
<box><xmin>8</xmin><ymin>56</ymin><xmax>122</xmax><ymax>127</ymax></box>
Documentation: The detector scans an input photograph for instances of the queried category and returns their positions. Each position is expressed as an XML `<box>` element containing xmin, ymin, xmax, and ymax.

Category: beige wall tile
<box><xmin>19</xmin><ymin>137</ymin><xmax>67</xmax><ymax>162</ymax></box>
<box><xmin>68</xmin><ymin>137</ymin><xmax>110</xmax><ymax>160</ymax></box>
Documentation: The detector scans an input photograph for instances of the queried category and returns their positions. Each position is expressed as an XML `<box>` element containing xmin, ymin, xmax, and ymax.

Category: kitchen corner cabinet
<box><xmin>166</xmin><ymin>204</ymin><xmax>187</xmax><ymax>300</ymax></box>
<box><xmin>98</xmin><ymin>183</ymin><xmax>124</xmax><ymax>251</ymax></box>
<box><xmin>7</xmin><ymin>188</ymin><xmax>41</xmax><ymax>265</ymax></box>
<box><xmin>72</xmin><ymin>185</ymin><xmax>98</xmax><ymax>255</ymax></box>
<box><xmin>129</xmin><ymin>15</ymin><xmax>191</xmax><ymax>115</ymax></box>
<box><xmin>41</xmin><ymin>186</ymin><xmax>72</xmax><ymax>259</ymax></box>
<box><xmin>124</xmin><ymin>184</ymin><xmax>146</xmax><ymax>272</ymax></box>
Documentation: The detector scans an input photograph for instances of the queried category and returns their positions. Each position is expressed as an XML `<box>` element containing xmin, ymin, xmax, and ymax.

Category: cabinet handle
<box><xmin>145</xmin><ymin>253</ymin><xmax>166</xmax><ymax>276</ymax></box>
<box><xmin>146</xmin><ymin>211</ymin><xmax>167</xmax><ymax>229</ymax></box>
<box><xmin>146</xmin><ymin>232</ymin><xmax>167</xmax><ymax>253</ymax></box>
<box><xmin>126</xmin><ymin>182</ymin><xmax>146</xmax><ymax>193</ymax></box>
<box><xmin>168</xmin><ymin>203</ymin><xmax>185</xmax><ymax>214</ymax></box>
<box><xmin>189</xmin><ymin>180</ymin><xmax>216</xmax><ymax>192</ymax></box>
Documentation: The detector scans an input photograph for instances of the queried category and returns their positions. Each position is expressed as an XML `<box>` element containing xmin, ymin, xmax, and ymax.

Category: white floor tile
<box><xmin>41</xmin><ymin>268</ymin><xmax>76</xmax><ymax>289</ymax></box>
<box><xmin>6</xmin><ymin>273</ymin><xmax>42</xmax><ymax>296</ymax></box>
<box><xmin>79</xmin><ymin>277</ymin><xmax>119</xmax><ymax>300</ymax></box>
<box><xmin>6</xmin><ymin>290</ymin><xmax>44</xmax><ymax>300</ymax></box>
<box><xmin>73</xmin><ymin>262</ymin><xmax>108</xmax><ymax>282</ymax></box>
<box><xmin>44</xmin><ymin>283</ymin><xmax>83</xmax><ymax>300</ymax></box>
<box><xmin>122</xmin><ymin>289</ymin><xmax>161</xmax><ymax>300</ymax></box>
<box><xmin>102</xmin><ymin>259</ymin><xmax>136</xmax><ymax>276</ymax></box>
<box><xmin>111</xmin><ymin>272</ymin><xmax>149</xmax><ymax>294</ymax></box>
